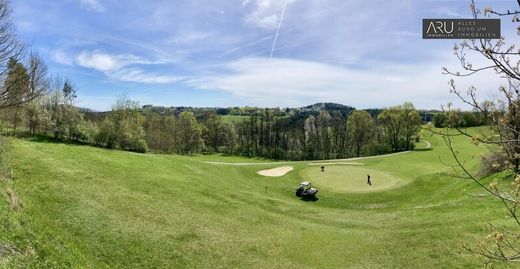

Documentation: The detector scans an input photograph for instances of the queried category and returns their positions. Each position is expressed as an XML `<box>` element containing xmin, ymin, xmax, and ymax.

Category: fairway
<box><xmin>0</xmin><ymin>127</ymin><xmax>515</xmax><ymax>268</ymax></box>
<box><xmin>302</xmin><ymin>165</ymin><xmax>409</xmax><ymax>193</ymax></box>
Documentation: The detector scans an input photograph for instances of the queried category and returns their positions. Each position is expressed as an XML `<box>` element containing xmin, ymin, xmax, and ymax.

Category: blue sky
<box><xmin>11</xmin><ymin>0</ymin><xmax>516</xmax><ymax>111</ymax></box>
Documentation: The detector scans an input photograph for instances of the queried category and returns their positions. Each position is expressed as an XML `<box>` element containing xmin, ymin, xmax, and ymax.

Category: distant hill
<box><xmin>82</xmin><ymin>102</ymin><xmax>441</xmax><ymax>123</ymax></box>
<box><xmin>299</xmin><ymin>103</ymin><xmax>355</xmax><ymax>118</ymax></box>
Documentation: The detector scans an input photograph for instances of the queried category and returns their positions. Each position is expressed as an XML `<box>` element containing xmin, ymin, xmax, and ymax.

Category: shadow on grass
<box><xmin>413</xmin><ymin>148</ymin><xmax>433</xmax><ymax>152</ymax></box>
<box><xmin>299</xmin><ymin>196</ymin><xmax>319</xmax><ymax>202</ymax></box>
<box><xmin>15</xmin><ymin>133</ymin><xmax>92</xmax><ymax>146</ymax></box>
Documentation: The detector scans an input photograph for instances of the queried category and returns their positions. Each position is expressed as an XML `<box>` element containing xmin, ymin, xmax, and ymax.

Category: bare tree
<box><xmin>0</xmin><ymin>1</ymin><xmax>47</xmax><ymax>109</ymax></box>
<box><xmin>439</xmin><ymin>0</ymin><xmax>520</xmax><ymax>264</ymax></box>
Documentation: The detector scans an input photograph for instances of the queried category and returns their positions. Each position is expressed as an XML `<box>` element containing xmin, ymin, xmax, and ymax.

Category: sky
<box><xmin>10</xmin><ymin>0</ymin><xmax>518</xmax><ymax>111</ymax></box>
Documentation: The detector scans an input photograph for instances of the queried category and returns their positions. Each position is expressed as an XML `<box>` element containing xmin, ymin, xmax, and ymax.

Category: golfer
<box><xmin>367</xmin><ymin>174</ymin><xmax>372</xmax><ymax>185</ymax></box>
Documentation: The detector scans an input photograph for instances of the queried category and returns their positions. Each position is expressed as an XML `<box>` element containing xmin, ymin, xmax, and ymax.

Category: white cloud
<box><xmin>55</xmin><ymin>50</ymin><xmax>179</xmax><ymax>84</ymax></box>
<box><xmin>243</xmin><ymin>0</ymin><xmax>296</xmax><ymax>29</ymax></box>
<box><xmin>79</xmin><ymin>0</ymin><xmax>105</xmax><ymax>12</ymax></box>
<box><xmin>76</xmin><ymin>51</ymin><xmax>132</xmax><ymax>72</ymax></box>
<box><xmin>111</xmin><ymin>68</ymin><xmax>180</xmax><ymax>84</ymax></box>
<box><xmin>187</xmin><ymin>57</ymin><xmax>506</xmax><ymax>109</ymax></box>
<box><xmin>52</xmin><ymin>50</ymin><xmax>75</xmax><ymax>66</ymax></box>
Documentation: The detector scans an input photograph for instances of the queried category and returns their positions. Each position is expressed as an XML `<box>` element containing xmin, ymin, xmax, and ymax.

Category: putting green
<box><xmin>301</xmin><ymin>165</ymin><xmax>410</xmax><ymax>193</ymax></box>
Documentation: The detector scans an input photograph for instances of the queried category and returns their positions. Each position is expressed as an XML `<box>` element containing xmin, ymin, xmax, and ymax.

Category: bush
<box><xmin>70</xmin><ymin>117</ymin><xmax>98</xmax><ymax>143</ymax></box>
<box><xmin>369</xmin><ymin>143</ymin><xmax>393</xmax><ymax>155</ymax></box>
<box><xmin>95</xmin><ymin>119</ymin><xmax>117</xmax><ymax>148</ymax></box>
<box><xmin>132</xmin><ymin>138</ymin><xmax>148</xmax><ymax>153</ymax></box>
<box><xmin>479</xmin><ymin>151</ymin><xmax>509</xmax><ymax>177</ymax></box>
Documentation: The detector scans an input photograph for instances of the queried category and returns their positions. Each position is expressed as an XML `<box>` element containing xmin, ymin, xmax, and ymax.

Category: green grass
<box><xmin>221</xmin><ymin>115</ymin><xmax>249</xmax><ymax>124</ymax></box>
<box><xmin>0</xmin><ymin>126</ymin><xmax>516</xmax><ymax>268</ymax></box>
<box><xmin>302</xmin><ymin>165</ymin><xmax>410</xmax><ymax>193</ymax></box>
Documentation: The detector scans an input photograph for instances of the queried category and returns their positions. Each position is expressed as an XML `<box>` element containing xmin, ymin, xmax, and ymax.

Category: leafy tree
<box><xmin>107</xmin><ymin>96</ymin><xmax>148</xmax><ymax>153</ymax></box>
<box><xmin>378</xmin><ymin>103</ymin><xmax>421</xmax><ymax>152</ymax></box>
<box><xmin>377</xmin><ymin>106</ymin><xmax>403</xmax><ymax>151</ymax></box>
<box><xmin>304</xmin><ymin>115</ymin><xmax>318</xmax><ymax>159</ymax></box>
<box><xmin>96</xmin><ymin>118</ymin><xmax>117</xmax><ymax>149</ymax></box>
<box><xmin>347</xmin><ymin>110</ymin><xmax>373</xmax><ymax>157</ymax></box>
<box><xmin>25</xmin><ymin>98</ymin><xmax>46</xmax><ymax>135</ymax></box>
<box><xmin>401</xmin><ymin>102</ymin><xmax>421</xmax><ymax>150</ymax></box>
<box><xmin>4</xmin><ymin>58</ymin><xmax>29</xmax><ymax>134</ymax></box>
<box><xmin>176</xmin><ymin>111</ymin><xmax>202</xmax><ymax>154</ymax></box>
<box><xmin>220</xmin><ymin>121</ymin><xmax>237</xmax><ymax>154</ymax></box>
<box><xmin>202</xmin><ymin>112</ymin><xmax>225</xmax><ymax>152</ymax></box>
<box><xmin>143</xmin><ymin>110</ymin><xmax>176</xmax><ymax>153</ymax></box>
<box><xmin>316</xmin><ymin>111</ymin><xmax>332</xmax><ymax>159</ymax></box>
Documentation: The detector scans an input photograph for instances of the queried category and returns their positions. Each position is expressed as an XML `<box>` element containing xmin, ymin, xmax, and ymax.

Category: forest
<box><xmin>5</xmin><ymin>51</ymin><xmax>494</xmax><ymax>161</ymax></box>
<box><xmin>2</xmin><ymin>55</ymin><xmax>429</xmax><ymax>161</ymax></box>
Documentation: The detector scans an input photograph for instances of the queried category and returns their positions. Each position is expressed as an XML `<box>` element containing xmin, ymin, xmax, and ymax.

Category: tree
<box><xmin>143</xmin><ymin>110</ymin><xmax>176</xmax><ymax>153</ymax></box>
<box><xmin>25</xmin><ymin>98</ymin><xmax>44</xmax><ymax>135</ymax></box>
<box><xmin>62</xmin><ymin>80</ymin><xmax>76</xmax><ymax>104</ymax></box>
<box><xmin>401</xmin><ymin>102</ymin><xmax>421</xmax><ymax>150</ymax></box>
<box><xmin>44</xmin><ymin>86</ymin><xmax>67</xmax><ymax>139</ymax></box>
<box><xmin>220</xmin><ymin>121</ymin><xmax>237</xmax><ymax>154</ymax></box>
<box><xmin>4</xmin><ymin>58</ymin><xmax>28</xmax><ymax>134</ymax></box>
<box><xmin>377</xmin><ymin>104</ymin><xmax>421</xmax><ymax>152</ymax></box>
<box><xmin>316</xmin><ymin>111</ymin><xmax>332</xmax><ymax>159</ymax></box>
<box><xmin>202</xmin><ymin>112</ymin><xmax>225</xmax><ymax>152</ymax></box>
<box><xmin>95</xmin><ymin>96</ymin><xmax>148</xmax><ymax>153</ymax></box>
<box><xmin>0</xmin><ymin>3</ymin><xmax>46</xmax><ymax>109</ymax></box>
<box><xmin>438</xmin><ymin>0</ymin><xmax>520</xmax><ymax>264</ymax></box>
<box><xmin>377</xmin><ymin>106</ymin><xmax>403</xmax><ymax>151</ymax></box>
<box><xmin>176</xmin><ymin>111</ymin><xmax>202</xmax><ymax>154</ymax></box>
<box><xmin>39</xmin><ymin>77</ymin><xmax>94</xmax><ymax>142</ymax></box>
<box><xmin>107</xmin><ymin>96</ymin><xmax>148</xmax><ymax>153</ymax></box>
<box><xmin>96</xmin><ymin>117</ymin><xmax>117</xmax><ymax>149</ymax></box>
<box><xmin>347</xmin><ymin>111</ymin><xmax>373</xmax><ymax>157</ymax></box>
<box><xmin>304</xmin><ymin>115</ymin><xmax>318</xmax><ymax>159</ymax></box>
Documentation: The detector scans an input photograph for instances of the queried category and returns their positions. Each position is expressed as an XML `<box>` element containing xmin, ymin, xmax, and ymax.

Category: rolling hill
<box><xmin>0</xmin><ymin>127</ymin><xmax>515</xmax><ymax>268</ymax></box>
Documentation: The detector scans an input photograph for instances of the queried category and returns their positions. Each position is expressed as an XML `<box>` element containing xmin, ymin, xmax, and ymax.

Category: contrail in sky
<box><xmin>270</xmin><ymin>0</ymin><xmax>289</xmax><ymax>58</ymax></box>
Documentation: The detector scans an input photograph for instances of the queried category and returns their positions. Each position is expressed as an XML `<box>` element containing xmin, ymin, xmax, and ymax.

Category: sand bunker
<box><xmin>257</xmin><ymin>166</ymin><xmax>294</xmax><ymax>177</ymax></box>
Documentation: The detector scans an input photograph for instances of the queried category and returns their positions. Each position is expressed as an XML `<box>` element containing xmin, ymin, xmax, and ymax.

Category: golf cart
<box><xmin>296</xmin><ymin>181</ymin><xmax>318</xmax><ymax>198</ymax></box>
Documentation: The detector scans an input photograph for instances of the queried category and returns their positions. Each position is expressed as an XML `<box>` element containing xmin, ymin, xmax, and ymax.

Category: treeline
<box><xmin>228</xmin><ymin>103</ymin><xmax>422</xmax><ymax>160</ymax></box>
<box><xmin>432</xmin><ymin>111</ymin><xmax>486</xmax><ymax>128</ymax></box>
<box><xmin>4</xmin><ymin>68</ymin><xmax>424</xmax><ymax>160</ymax></box>
<box><xmin>0</xmin><ymin>55</ymin><xmax>424</xmax><ymax>160</ymax></box>
<box><xmin>140</xmin><ymin>102</ymin><xmax>423</xmax><ymax>160</ymax></box>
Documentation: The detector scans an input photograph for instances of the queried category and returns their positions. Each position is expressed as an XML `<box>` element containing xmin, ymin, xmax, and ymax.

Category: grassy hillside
<box><xmin>221</xmin><ymin>115</ymin><xmax>249</xmax><ymax>124</ymax></box>
<box><xmin>0</xmin><ymin>127</ymin><xmax>515</xmax><ymax>268</ymax></box>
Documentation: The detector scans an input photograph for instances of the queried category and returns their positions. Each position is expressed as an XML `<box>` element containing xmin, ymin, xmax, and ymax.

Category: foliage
<box><xmin>347</xmin><ymin>110</ymin><xmax>373</xmax><ymax>157</ymax></box>
<box><xmin>176</xmin><ymin>111</ymin><xmax>202</xmax><ymax>154</ymax></box>
<box><xmin>439</xmin><ymin>0</ymin><xmax>520</xmax><ymax>264</ymax></box>
<box><xmin>433</xmin><ymin>111</ymin><xmax>485</xmax><ymax>128</ymax></box>
<box><xmin>101</xmin><ymin>96</ymin><xmax>148</xmax><ymax>153</ymax></box>
<box><xmin>377</xmin><ymin>102</ymin><xmax>421</xmax><ymax>152</ymax></box>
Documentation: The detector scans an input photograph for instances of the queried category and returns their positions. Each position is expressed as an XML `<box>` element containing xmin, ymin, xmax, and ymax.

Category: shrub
<box><xmin>479</xmin><ymin>151</ymin><xmax>509</xmax><ymax>177</ymax></box>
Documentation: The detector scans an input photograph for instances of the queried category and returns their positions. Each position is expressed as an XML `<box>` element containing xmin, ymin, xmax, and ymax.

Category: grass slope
<box><xmin>0</xmin><ymin>127</ymin><xmax>516</xmax><ymax>268</ymax></box>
